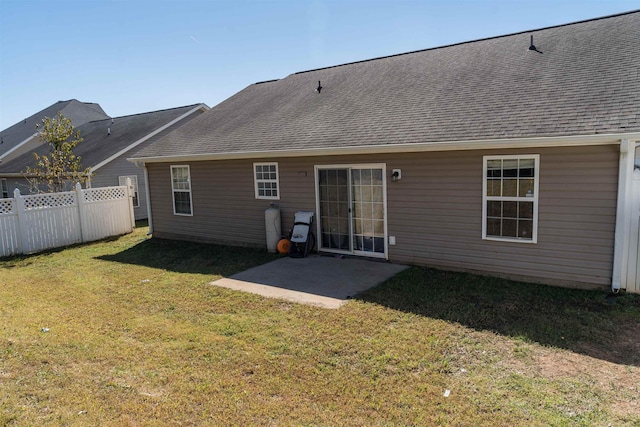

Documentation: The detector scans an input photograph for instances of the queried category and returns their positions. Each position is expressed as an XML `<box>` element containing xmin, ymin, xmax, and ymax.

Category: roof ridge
<box><xmin>94</xmin><ymin>104</ymin><xmax>205</xmax><ymax>122</ymax></box>
<box><xmin>292</xmin><ymin>9</ymin><xmax>640</xmax><ymax>76</ymax></box>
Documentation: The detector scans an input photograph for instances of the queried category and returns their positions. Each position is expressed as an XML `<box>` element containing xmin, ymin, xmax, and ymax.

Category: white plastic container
<box><xmin>265</xmin><ymin>206</ymin><xmax>282</xmax><ymax>253</ymax></box>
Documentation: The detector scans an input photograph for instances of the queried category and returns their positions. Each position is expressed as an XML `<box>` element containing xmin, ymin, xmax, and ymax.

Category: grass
<box><xmin>1</xmin><ymin>225</ymin><xmax>639</xmax><ymax>426</ymax></box>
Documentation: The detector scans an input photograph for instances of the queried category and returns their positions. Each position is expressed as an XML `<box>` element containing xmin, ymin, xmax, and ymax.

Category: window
<box><xmin>171</xmin><ymin>165</ymin><xmax>193</xmax><ymax>216</ymax></box>
<box><xmin>483</xmin><ymin>155</ymin><xmax>539</xmax><ymax>243</ymax></box>
<box><xmin>1</xmin><ymin>179</ymin><xmax>8</xmax><ymax>199</ymax></box>
<box><xmin>254</xmin><ymin>162</ymin><xmax>279</xmax><ymax>199</ymax></box>
<box><xmin>119</xmin><ymin>175</ymin><xmax>139</xmax><ymax>207</ymax></box>
<box><xmin>635</xmin><ymin>144</ymin><xmax>640</xmax><ymax>170</ymax></box>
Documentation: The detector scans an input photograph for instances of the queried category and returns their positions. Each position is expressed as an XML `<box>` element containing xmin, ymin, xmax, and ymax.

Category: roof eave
<box><xmin>127</xmin><ymin>132</ymin><xmax>640</xmax><ymax>164</ymax></box>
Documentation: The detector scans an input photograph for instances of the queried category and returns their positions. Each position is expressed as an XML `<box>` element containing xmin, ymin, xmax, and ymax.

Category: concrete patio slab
<box><xmin>211</xmin><ymin>255</ymin><xmax>408</xmax><ymax>309</ymax></box>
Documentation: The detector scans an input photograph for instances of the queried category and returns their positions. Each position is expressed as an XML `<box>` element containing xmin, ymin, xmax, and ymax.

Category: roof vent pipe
<box><xmin>528</xmin><ymin>35</ymin><xmax>542</xmax><ymax>53</ymax></box>
<box><xmin>316</xmin><ymin>81</ymin><xmax>322</xmax><ymax>94</ymax></box>
<box><xmin>107</xmin><ymin>127</ymin><xmax>111</xmax><ymax>135</ymax></box>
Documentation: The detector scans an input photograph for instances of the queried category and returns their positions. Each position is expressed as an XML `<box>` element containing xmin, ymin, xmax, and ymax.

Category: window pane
<box><xmin>503</xmin><ymin>159</ymin><xmax>518</xmax><ymax>177</ymax></box>
<box><xmin>361</xmin><ymin>186</ymin><xmax>372</xmax><ymax>203</ymax></box>
<box><xmin>487</xmin><ymin>179</ymin><xmax>501</xmax><ymax>196</ymax></box>
<box><xmin>519</xmin><ymin>159</ymin><xmax>535</xmax><ymax>177</ymax></box>
<box><xmin>487</xmin><ymin>201</ymin><xmax>501</xmax><ymax>217</ymax></box>
<box><xmin>502</xmin><ymin>219</ymin><xmax>517</xmax><ymax>237</ymax></box>
<box><xmin>635</xmin><ymin>145</ymin><xmax>640</xmax><ymax>169</ymax></box>
<box><xmin>351</xmin><ymin>169</ymin><xmax>361</xmax><ymax>185</ymax></box>
<box><xmin>518</xmin><ymin>219</ymin><xmax>533</xmax><ymax>239</ymax></box>
<box><xmin>503</xmin><ymin>201</ymin><xmax>517</xmax><ymax>218</ymax></box>
<box><xmin>519</xmin><ymin>202</ymin><xmax>534</xmax><ymax>219</ymax></box>
<box><xmin>503</xmin><ymin>179</ymin><xmax>517</xmax><ymax>197</ymax></box>
<box><xmin>487</xmin><ymin>160</ymin><xmax>502</xmax><ymax>177</ymax></box>
<box><xmin>174</xmin><ymin>191</ymin><xmax>191</xmax><ymax>215</ymax></box>
<box><xmin>487</xmin><ymin>218</ymin><xmax>501</xmax><ymax>236</ymax></box>
<box><xmin>373</xmin><ymin>220</ymin><xmax>384</xmax><ymax>235</ymax></box>
<box><xmin>371</xmin><ymin>169</ymin><xmax>383</xmax><ymax>185</ymax></box>
<box><xmin>519</xmin><ymin>179</ymin><xmax>535</xmax><ymax>197</ymax></box>
<box><xmin>361</xmin><ymin>169</ymin><xmax>371</xmax><ymax>185</ymax></box>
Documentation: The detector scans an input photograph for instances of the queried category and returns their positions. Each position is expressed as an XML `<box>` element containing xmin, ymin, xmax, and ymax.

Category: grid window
<box><xmin>483</xmin><ymin>155</ymin><xmax>539</xmax><ymax>242</ymax></box>
<box><xmin>119</xmin><ymin>175</ymin><xmax>139</xmax><ymax>208</ymax></box>
<box><xmin>254</xmin><ymin>163</ymin><xmax>279</xmax><ymax>200</ymax></box>
<box><xmin>171</xmin><ymin>165</ymin><xmax>192</xmax><ymax>216</ymax></box>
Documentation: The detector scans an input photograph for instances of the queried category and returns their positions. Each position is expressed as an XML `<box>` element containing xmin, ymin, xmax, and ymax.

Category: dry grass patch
<box><xmin>1</xmin><ymin>226</ymin><xmax>639</xmax><ymax>426</ymax></box>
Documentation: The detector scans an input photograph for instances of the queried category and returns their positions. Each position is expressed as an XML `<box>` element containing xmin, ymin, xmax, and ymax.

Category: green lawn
<box><xmin>1</xmin><ymin>225</ymin><xmax>639</xmax><ymax>426</ymax></box>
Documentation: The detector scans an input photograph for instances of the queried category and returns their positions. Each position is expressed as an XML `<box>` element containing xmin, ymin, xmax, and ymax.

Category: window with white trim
<box><xmin>171</xmin><ymin>165</ymin><xmax>193</xmax><ymax>216</ymax></box>
<box><xmin>254</xmin><ymin>162</ymin><xmax>279</xmax><ymax>200</ymax></box>
<box><xmin>1</xmin><ymin>179</ymin><xmax>8</xmax><ymax>199</ymax></box>
<box><xmin>483</xmin><ymin>155</ymin><xmax>539</xmax><ymax>242</ymax></box>
<box><xmin>119</xmin><ymin>175</ymin><xmax>139</xmax><ymax>207</ymax></box>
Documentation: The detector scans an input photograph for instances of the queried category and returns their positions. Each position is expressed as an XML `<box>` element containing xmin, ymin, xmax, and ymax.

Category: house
<box><xmin>129</xmin><ymin>11</ymin><xmax>640</xmax><ymax>293</ymax></box>
<box><xmin>0</xmin><ymin>103</ymin><xmax>209</xmax><ymax>219</ymax></box>
<box><xmin>0</xmin><ymin>99</ymin><xmax>110</xmax><ymax>165</ymax></box>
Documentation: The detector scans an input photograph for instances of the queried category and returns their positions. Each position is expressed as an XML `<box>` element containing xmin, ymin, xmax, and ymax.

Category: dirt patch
<box><xmin>574</xmin><ymin>320</ymin><xmax>640</xmax><ymax>366</ymax></box>
<box><xmin>535</xmin><ymin>348</ymin><xmax>640</xmax><ymax>418</ymax></box>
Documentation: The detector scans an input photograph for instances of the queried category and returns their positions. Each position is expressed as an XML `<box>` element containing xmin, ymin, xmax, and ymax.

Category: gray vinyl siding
<box><xmin>92</xmin><ymin>159</ymin><xmax>148</xmax><ymax>220</ymax></box>
<box><xmin>1</xmin><ymin>178</ymin><xmax>30</xmax><ymax>196</ymax></box>
<box><xmin>147</xmin><ymin>144</ymin><xmax>619</xmax><ymax>289</ymax></box>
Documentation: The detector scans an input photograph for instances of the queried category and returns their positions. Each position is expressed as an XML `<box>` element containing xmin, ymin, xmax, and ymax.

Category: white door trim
<box><xmin>314</xmin><ymin>163</ymin><xmax>388</xmax><ymax>260</ymax></box>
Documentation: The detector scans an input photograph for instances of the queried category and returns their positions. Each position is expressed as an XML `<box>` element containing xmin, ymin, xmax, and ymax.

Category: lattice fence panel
<box><xmin>0</xmin><ymin>199</ymin><xmax>14</xmax><ymax>215</ymax></box>
<box><xmin>23</xmin><ymin>192</ymin><xmax>76</xmax><ymax>210</ymax></box>
<box><xmin>83</xmin><ymin>186</ymin><xmax>126</xmax><ymax>203</ymax></box>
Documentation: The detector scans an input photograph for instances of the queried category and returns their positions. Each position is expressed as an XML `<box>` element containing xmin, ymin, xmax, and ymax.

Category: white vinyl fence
<box><xmin>0</xmin><ymin>181</ymin><xmax>135</xmax><ymax>257</ymax></box>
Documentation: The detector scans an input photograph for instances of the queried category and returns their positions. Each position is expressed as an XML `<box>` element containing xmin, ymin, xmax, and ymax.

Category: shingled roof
<box><xmin>132</xmin><ymin>11</ymin><xmax>640</xmax><ymax>161</ymax></box>
<box><xmin>0</xmin><ymin>99</ymin><xmax>110</xmax><ymax>158</ymax></box>
<box><xmin>0</xmin><ymin>104</ymin><xmax>205</xmax><ymax>174</ymax></box>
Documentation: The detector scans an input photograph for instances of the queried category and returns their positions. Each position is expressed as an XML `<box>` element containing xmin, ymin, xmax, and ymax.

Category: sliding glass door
<box><xmin>316</xmin><ymin>164</ymin><xmax>387</xmax><ymax>258</ymax></box>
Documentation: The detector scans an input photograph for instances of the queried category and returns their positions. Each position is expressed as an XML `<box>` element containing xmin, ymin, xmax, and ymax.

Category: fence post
<box><xmin>13</xmin><ymin>188</ymin><xmax>26</xmax><ymax>254</ymax></box>
<box><xmin>126</xmin><ymin>178</ymin><xmax>135</xmax><ymax>230</ymax></box>
<box><xmin>76</xmin><ymin>182</ymin><xmax>86</xmax><ymax>243</ymax></box>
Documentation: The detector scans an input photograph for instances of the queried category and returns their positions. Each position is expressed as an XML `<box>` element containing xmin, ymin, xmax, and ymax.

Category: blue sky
<box><xmin>0</xmin><ymin>0</ymin><xmax>637</xmax><ymax>130</ymax></box>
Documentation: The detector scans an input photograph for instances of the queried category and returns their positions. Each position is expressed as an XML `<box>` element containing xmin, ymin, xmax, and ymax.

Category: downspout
<box><xmin>611</xmin><ymin>139</ymin><xmax>633</xmax><ymax>292</ymax></box>
<box><xmin>142</xmin><ymin>162</ymin><xmax>153</xmax><ymax>235</ymax></box>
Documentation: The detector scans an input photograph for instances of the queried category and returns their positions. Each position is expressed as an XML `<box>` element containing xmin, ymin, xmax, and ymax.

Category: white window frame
<box><xmin>0</xmin><ymin>179</ymin><xmax>8</xmax><ymax>199</ymax></box>
<box><xmin>253</xmin><ymin>162</ymin><xmax>280</xmax><ymax>200</ymax></box>
<box><xmin>171</xmin><ymin>165</ymin><xmax>193</xmax><ymax>216</ymax></box>
<box><xmin>482</xmin><ymin>154</ymin><xmax>540</xmax><ymax>243</ymax></box>
<box><xmin>119</xmin><ymin>175</ymin><xmax>139</xmax><ymax>208</ymax></box>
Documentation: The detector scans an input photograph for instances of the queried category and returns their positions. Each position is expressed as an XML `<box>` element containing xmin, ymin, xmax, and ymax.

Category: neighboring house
<box><xmin>129</xmin><ymin>11</ymin><xmax>640</xmax><ymax>293</ymax></box>
<box><xmin>0</xmin><ymin>103</ymin><xmax>209</xmax><ymax>220</ymax></box>
<box><xmin>0</xmin><ymin>99</ymin><xmax>110</xmax><ymax>164</ymax></box>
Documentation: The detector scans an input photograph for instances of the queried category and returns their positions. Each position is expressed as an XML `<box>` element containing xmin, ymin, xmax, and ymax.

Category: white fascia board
<box><xmin>91</xmin><ymin>104</ymin><xmax>209</xmax><ymax>173</ymax></box>
<box><xmin>127</xmin><ymin>132</ymin><xmax>640</xmax><ymax>164</ymax></box>
<box><xmin>0</xmin><ymin>133</ymin><xmax>38</xmax><ymax>162</ymax></box>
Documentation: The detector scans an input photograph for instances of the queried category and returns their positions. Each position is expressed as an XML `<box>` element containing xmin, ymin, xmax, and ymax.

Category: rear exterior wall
<box><xmin>146</xmin><ymin>144</ymin><xmax>619</xmax><ymax>289</ymax></box>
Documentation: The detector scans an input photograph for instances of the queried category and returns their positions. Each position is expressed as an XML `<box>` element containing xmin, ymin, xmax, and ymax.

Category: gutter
<box><xmin>127</xmin><ymin>132</ymin><xmax>640</xmax><ymax>164</ymax></box>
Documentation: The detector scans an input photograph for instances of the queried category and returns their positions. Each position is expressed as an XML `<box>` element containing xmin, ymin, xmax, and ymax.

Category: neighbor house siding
<box><xmin>91</xmin><ymin>159</ymin><xmax>148</xmax><ymax>220</ymax></box>
<box><xmin>147</xmin><ymin>144</ymin><xmax>618</xmax><ymax>289</ymax></box>
<box><xmin>0</xmin><ymin>178</ymin><xmax>29</xmax><ymax>196</ymax></box>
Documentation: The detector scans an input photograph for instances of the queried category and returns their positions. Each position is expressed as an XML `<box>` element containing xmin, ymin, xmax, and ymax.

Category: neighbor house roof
<box><xmin>131</xmin><ymin>10</ymin><xmax>640</xmax><ymax>162</ymax></box>
<box><xmin>0</xmin><ymin>99</ymin><xmax>110</xmax><ymax>159</ymax></box>
<box><xmin>0</xmin><ymin>104</ymin><xmax>208</xmax><ymax>174</ymax></box>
